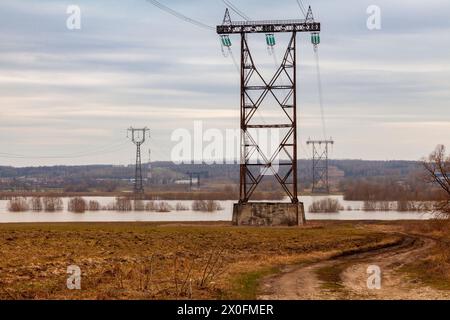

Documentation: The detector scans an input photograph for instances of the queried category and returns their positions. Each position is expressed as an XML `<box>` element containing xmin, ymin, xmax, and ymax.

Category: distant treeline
<box><xmin>329</xmin><ymin>160</ymin><xmax>420</xmax><ymax>178</ymax></box>
<box><xmin>0</xmin><ymin>160</ymin><xmax>422</xmax><ymax>193</ymax></box>
<box><xmin>341</xmin><ymin>177</ymin><xmax>447</xmax><ymax>201</ymax></box>
<box><xmin>0</xmin><ymin>160</ymin><xmax>420</xmax><ymax>180</ymax></box>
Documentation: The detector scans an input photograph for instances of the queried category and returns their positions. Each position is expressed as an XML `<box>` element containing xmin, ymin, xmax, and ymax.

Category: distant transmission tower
<box><xmin>127</xmin><ymin>127</ymin><xmax>150</xmax><ymax>196</ymax></box>
<box><xmin>307</xmin><ymin>139</ymin><xmax>334</xmax><ymax>194</ymax></box>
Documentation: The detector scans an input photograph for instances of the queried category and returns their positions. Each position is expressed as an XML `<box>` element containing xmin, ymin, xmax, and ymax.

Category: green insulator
<box><xmin>311</xmin><ymin>33</ymin><xmax>320</xmax><ymax>45</ymax></box>
<box><xmin>221</xmin><ymin>35</ymin><xmax>231</xmax><ymax>47</ymax></box>
<box><xmin>266</xmin><ymin>34</ymin><xmax>275</xmax><ymax>47</ymax></box>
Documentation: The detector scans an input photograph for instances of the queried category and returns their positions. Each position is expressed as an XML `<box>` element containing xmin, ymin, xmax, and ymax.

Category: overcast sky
<box><xmin>0</xmin><ymin>0</ymin><xmax>449</xmax><ymax>167</ymax></box>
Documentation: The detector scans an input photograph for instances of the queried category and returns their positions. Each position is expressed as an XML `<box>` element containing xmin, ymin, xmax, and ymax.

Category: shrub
<box><xmin>8</xmin><ymin>197</ymin><xmax>29</xmax><ymax>212</ymax></box>
<box><xmin>29</xmin><ymin>197</ymin><xmax>43</xmax><ymax>212</ymax></box>
<box><xmin>145</xmin><ymin>201</ymin><xmax>156</xmax><ymax>211</ymax></box>
<box><xmin>42</xmin><ymin>197</ymin><xmax>63</xmax><ymax>212</ymax></box>
<box><xmin>175</xmin><ymin>202</ymin><xmax>189</xmax><ymax>211</ymax></box>
<box><xmin>363</xmin><ymin>201</ymin><xmax>377</xmax><ymax>211</ymax></box>
<box><xmin>88</xmin><ymin>200</ymin><xmax>101</xmax><ymax>211</ymax></box>
<box><xmin>309</xmin><ymin>198</ymin><xmax>344</xmax><ymax>213</ymax></box>
<box><xmin>114</xmin><ymin>197</ymin><xmax>132</xmax><ymax>211</ymax></box>
<box><xmin>192</xmin><ymin>200</ymin><xmax>223</xmax><ymax>212</ymax></box>
<box><xmin>156</xmin><ymin>202</ymin><xmax>172</xmax><ymax>212</ymax></box>
<box><xmin>68</xmin><ymin>197</ymin><xmax>87</xmax><ymax>213</ymax></box>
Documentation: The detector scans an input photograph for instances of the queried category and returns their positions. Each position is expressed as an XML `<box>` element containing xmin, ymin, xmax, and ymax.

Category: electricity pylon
<box><xmin>127</xmin><ymin>127</ymin><xmax>150</xmax><ymax>197</ymax></box>
<box><xmin>217</xmin><ymin>8</ymin><xmax>321</xmax><ymax>204</ymax></box>
<box><xmin>307</xmin><ymin>138</ymin><xmax>334</xmax><ymax>194</ymax></box>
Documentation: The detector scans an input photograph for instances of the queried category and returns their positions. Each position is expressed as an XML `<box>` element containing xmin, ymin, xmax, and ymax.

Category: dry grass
<box><xmin>397</xmin><ymin>220</ymin><xmax>450</xmax><ymax>290</ymax></box>
<box><xmin>0</xmin><ymin>221</ymin><xmax>403</xmax><ymax>300</ymax></box>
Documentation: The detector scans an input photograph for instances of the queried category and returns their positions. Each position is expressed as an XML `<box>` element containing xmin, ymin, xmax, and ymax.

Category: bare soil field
<box><xmin>0</xmin><ymin>220</ymin><xmax>448</xmax><ymax>300</ymax></box>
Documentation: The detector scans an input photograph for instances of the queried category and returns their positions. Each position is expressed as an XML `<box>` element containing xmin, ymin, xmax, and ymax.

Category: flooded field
<box><xmin>0</xmin><ymin>195</ymin><xmax>435</xmax><ymax>223</ymax></box>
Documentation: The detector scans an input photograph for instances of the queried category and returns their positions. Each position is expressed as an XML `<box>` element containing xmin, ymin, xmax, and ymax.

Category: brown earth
<box><xmin>258</xmin><ymin>231</ymin><xmax>450</xmax><ymax>300</ymax></box>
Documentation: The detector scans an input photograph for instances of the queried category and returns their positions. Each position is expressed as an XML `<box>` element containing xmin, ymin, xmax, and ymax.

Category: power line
<box><xmin>221</xmin><ymin>0</ymin><xmax>251</xmax><ymax>21</ymax></box>
<box><xmin>0</xmin><ymin>140</ymin><xmax>129</xmax><ymax>159</ymax></box>
<box><xmin>296</xmin><ymin>0</ymin><xmax>307</xmax><ymax>18</ymax></box>
<box><xmin>227</xmin><ymin>47</ymin><xmax>240</xmax><ymax>72</ymax></box>
<box><xmin>314</xmin><ymin>47</ymin><xmax>327</xmax><ymax>140</ymax></box>
<box><xmin>145</xmin><ymin>0</ymin><xmax>214</xmax><ymax>31</ymax></box>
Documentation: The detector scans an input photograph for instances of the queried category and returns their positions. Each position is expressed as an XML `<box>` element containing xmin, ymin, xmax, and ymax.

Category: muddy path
<box><xmin>258</xmin><ymin>234</ymin><xmax>450</xmax><ymax>300</ymax></box>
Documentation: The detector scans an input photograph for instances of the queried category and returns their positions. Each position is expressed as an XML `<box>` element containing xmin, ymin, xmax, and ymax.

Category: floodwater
<box><xmin>0</xmin><ymin>195</ymin><xmax>435</xmax><ymax>223</ymax></box>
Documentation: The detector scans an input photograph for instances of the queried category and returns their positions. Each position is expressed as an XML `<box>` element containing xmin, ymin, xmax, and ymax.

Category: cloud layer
<box><xmin>0</xmin><ymin>0</ymin><xmax>449</xmax><ymax>166</ymax></box>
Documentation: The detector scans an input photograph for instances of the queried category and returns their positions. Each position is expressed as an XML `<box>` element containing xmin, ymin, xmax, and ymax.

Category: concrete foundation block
<box><xmin>232</xmin><ymin>202</ymin><xmax>306</xmax><ymax>226</ymax></box>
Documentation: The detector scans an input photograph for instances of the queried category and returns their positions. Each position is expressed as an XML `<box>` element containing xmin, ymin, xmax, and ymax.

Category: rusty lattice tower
<box><xmin>217</xmin><ymin>9</ymin><xmax>320</xmax><ymax>203</ymax></box>
<box><xmin>217</xmin><ymin>7</ymin><xmax>321</xmax><ymax>225</ymax></box>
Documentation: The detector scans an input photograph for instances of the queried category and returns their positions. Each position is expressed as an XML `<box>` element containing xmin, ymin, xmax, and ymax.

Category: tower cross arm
<box><xmin>217</xmin><ymin>20</ymin><xmax>320</xmax><ymax>34</ymax></box>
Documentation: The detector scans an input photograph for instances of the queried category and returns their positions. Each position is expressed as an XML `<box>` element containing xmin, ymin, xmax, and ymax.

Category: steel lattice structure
<box><xmin>127</xmin><ymin>127</ymin><xmax>150</xmax><ymax>196</ymax></box>
<box><xmin>307</xmin><ymin>139</ymin><xmax>334</xmax><ymax>193</ymax></box>
<box><xmin>217</xmin><ymin>9</ymin><xmax>320</xmax><ymax>204</ymax></box>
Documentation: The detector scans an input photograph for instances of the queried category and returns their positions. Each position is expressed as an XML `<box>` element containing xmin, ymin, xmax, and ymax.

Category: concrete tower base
<box><xmin>232</xmin><ymin>202</ymin><xmax>306</xmax><ymax>226</ymax></box>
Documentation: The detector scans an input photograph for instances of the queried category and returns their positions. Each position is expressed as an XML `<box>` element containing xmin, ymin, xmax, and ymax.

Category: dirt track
<box><xmin>258</xmin><ymin>234</ymin><xmax>450</xmax><ymax>300</ymax></box>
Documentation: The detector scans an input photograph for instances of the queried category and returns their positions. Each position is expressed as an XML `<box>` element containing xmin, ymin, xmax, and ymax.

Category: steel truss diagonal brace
<box><xmin>239</xmin><ymin>32</ymin><xmax>298</xmax><ymax>204</ymax></box>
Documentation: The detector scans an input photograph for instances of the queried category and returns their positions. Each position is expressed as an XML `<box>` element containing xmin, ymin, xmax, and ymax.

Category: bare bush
<box><xmin>175</xmin><ymin>202</ymin><xmax>189</xmax><ymax>211</ymax></box>
<box><xmin>156</xmin><ymin>202</ymin><xmax>172</xmax><ymax>212</ymax></box>
<box><xmin>29</xmin><ymin>197</ymin><xmax>43</xmax><ymax>212</ymax></box>
<box><xmin>114</xmin><ymin>197</ymin><xmax>132</xmax><ymax>211</ymax></box>
<box><xmin>197</xmin><ymin>248</ymin><xmax>225</xmax><ymax>289</ymax></box>
<box><xmin>192</xmin><ymin>200</ymin><xmax>223</xmax><ymax>212</ymax></box>
<box><xmin>88</xmin><ymin>200</ymin><xmax>101</xmax><ymax>211</ymax></box>
<box><xmin>308</xmin><ymin>198</ymin><xmax>344</xmax><ymax>213</ymax></box>
<box><xmin>68</xmin><ymin>197</ymin><xmax>87</xmax><ymax>213</ymax></box>
<box><xmin>361</xmin><ymin>200</ymin><xmax>431</xmax><ymax>212</ymax></box>
<box><xmin>378</xmin><ymin>201</ymin><xmax>391</xmax><ymax>211</ymax></box>
<box><xmin>7</xmin><ymin>197</ymin><xmax>29</xmax><ymax>212</ymax></box>
<box><xmin>42</xmin><ymin>197</ymin><xmax>63</xmax><ymax>212</ymax></box>
<box><xmin>145</xmin><ymin>201</ymin><xmax>156</xmax><ymax>211</ymax></box>
<box><xmin>363</xmin><ymin>201</ymin><xmax>377</xmax><ymax>211</ymax></box>
<box><xmin>102</xmin><ymin>202</ymin><xmax>115</xmax><ymax>211</ymax></box>
<box><xmin>172</xmin><ymin>247</ymin><xmax>226</xmax><ymax>297</ymax></box>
